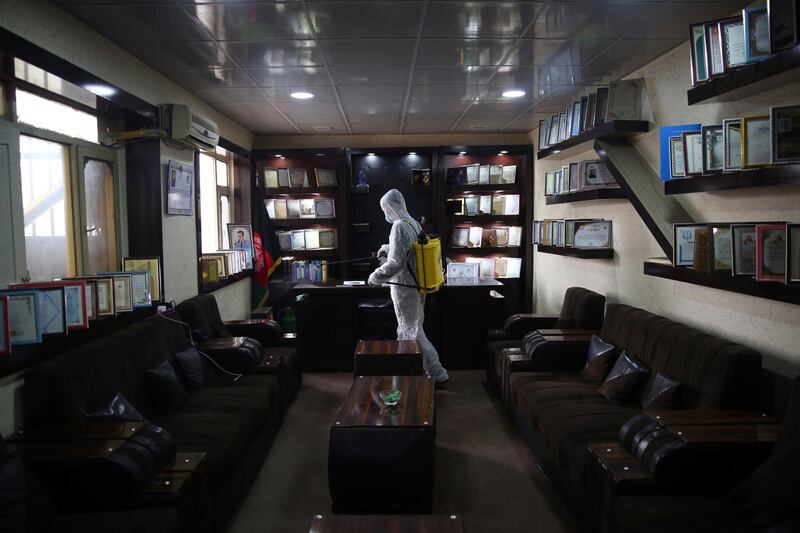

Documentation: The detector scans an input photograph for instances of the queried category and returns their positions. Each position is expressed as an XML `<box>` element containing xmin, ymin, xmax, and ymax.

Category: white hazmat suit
<box><xmin>368</xmin><ymin>189</ymin><xmax>449</xmax><ymax>383</ymax></box>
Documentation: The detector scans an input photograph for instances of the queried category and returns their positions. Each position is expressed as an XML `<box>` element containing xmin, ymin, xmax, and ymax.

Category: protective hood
<box><xmin>379</xmin><ymin>189</ymin><xmax>421</xmax><ymax>233</ymax></box>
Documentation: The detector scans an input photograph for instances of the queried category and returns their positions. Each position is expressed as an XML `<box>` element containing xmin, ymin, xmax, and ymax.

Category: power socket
<box><xmin>157</xmin><ymin>305</ymin><xmax>168</xmax><ymax>314</ymax></box>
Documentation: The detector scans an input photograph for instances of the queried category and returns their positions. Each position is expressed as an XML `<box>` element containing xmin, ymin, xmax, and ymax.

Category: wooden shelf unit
<box><xmin>537</xmin><ymin>120</ymin><xmax>649</xmax><ymax>160</ymax></box>
<box><xmin>537</xmin><ymin>245</ymin><xmax>614</xmax><ymax>259</ymax></box>
<box><xmin>545</xmin><ymin>188</ymin><xmax>627</xmax><ymax>205</ymax></box>
<box><xmin>643</xmin><ymin>260</ymin><xmax>800</xmax><ymax>306</ymax></box>
<box><xmin>687</xmin><ymin>45</ymin><xmax>800</xmax><ymax>105</ymax></box>
<box><xmin>448</xmin><ymin>247</ymin><xmax>522</xmax><ymax>255</ymax></box>
<box><xmin>663</xmin><ymin>165</ymin><xmax>800</xmax><ymax>194</ymax></box>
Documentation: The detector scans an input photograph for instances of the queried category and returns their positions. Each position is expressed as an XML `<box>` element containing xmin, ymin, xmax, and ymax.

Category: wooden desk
<box><xmin>329</xmin><ymin>376</ymin><xmax>435</xmax><ymax>513</ymax></box>
<box><xmin>293</xmin><ymin>279</ymin><xmax>506</xmax><ymax>371</ymax></box>
<box><xmin>354</xmin><ymin>340</ymin><xmax>423</xmax><ymax>376</ymax></box>
<box><xmin>309</xmin><ymin>513</ymin><xmax>464</xmax><ymax>532</ymax></box>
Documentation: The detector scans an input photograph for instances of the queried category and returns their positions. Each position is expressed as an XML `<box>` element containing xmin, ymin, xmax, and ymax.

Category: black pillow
<box><xmin>145</xmin><ymin>360</ymin><xmax>187</xmax><ymax>415</ymax></box>
<box><xmin>598</xmin><ymin>351</ymin><xmax>650</xmax><ymax>404</ymax></box>
<box><xmin>730</xmin><ymin>447</ymin><xmax>800</xmax><ymax>529</ymax></box>
<box><xmin>86</xmin><ymin>392</ymin><xmax>144</xmax><ymax>421</ymax></box>
<box><xmin>173</xmin><ymin>347</ymin><xmax>205</xmax><ymax>389</ymax></box>
<box><xmin>641</xmin><ymin>372</ymin><xmax>682</xmax><ymax>410</ymax></box>
<box><xmin>580</xmin><ymin>335</ymin><xmax>616</xmax><ymax>384</ymax></box>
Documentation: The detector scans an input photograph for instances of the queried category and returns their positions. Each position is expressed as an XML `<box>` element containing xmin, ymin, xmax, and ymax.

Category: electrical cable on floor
<box><xmin>151</xmin><ymin>308</ymin><xmax>243</xmax><ymax>382</ymax></box>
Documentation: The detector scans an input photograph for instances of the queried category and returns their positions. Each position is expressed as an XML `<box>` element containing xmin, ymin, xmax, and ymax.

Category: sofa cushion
<box><xmin>599</xmin><ymin>352</ymin><xmax>650</xmax><ymax>404</ymax></box>
<box><xmin>173</xmin><ymin>347</ymin><xmax>205</xmax><ymax>389</ymax></box>
<box><xmin>86</xmin><ymin>392</ymin><xmax>144</xmax><ymax>421</ymax></box>
<box><xmin>580</xmin><ymin>335</ymin><xmax>616</xmax><ymax>384</ymax></box>
<box><xmin>145</xmin><ymin>360</ymin><xmax>187</xmax><ymax>415</ymax></box>
<box><xmin>641</xmin><ymin>372</ymin><xmax>682</xmax><ymax>410</ymax></box>
<box><xmin>615</xmin><ymin>494</ymin><xmax>754</xmax><ymax>533</ymax></box>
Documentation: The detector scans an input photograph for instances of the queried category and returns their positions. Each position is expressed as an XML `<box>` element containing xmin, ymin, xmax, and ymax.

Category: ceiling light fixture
<box><xmin>84</xmin><ymin>84</ymin><xmax>116</xmax><ymax>97</ymax></box>
<box><xmin>408</xmin><ymin>152</ymin><xmax>417</xmax><ymax>155</ymax></box>
<box><xmin>367</xmin><ymin>152</ymin><xmax>376</xmax><ymax>156</ymax></box>
<box><xmin>458</xmin><ymin>151</ymin><xmax>467</xmax><ymax>155</ymax></box>
<box><xmin>499</xmin><ymin>150</ymin><xmax>508</xmax><ymax>154</ymax></box>
<box><xmin>290</xmin><ymin>91</ymin><xmax>314</xmax><ymax>99</ymax></box>
<box><xmin>502</xmin><ymin>89</ymin><xmax>526</xmax><ymax>98</ymax></box>
<box><xmin>316</xmin><ymin>153</ymin><xmax>325</xmax><ymax>156</ymax></box>
<box><xmin>274</xmin><ymin>154</ymin><xmax>282</xmax><ymax>157</ymax></box>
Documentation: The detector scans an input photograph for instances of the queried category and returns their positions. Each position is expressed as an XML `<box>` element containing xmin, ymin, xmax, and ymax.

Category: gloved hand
<box><xmin>367</xmin><ymin>272</ymin><xmax>382</xmax><ymax>287</ymax></box>
<box><xmin>377</xmin><ymin>244</ymin><xmax>390</xmax><ymax>258</ymax></box>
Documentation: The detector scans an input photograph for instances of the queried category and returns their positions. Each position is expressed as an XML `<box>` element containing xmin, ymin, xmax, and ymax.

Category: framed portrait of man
<box><xmin>227</xmin><ymin>224</ymin><xmax>254</xmax><ymax>270</ymax></box>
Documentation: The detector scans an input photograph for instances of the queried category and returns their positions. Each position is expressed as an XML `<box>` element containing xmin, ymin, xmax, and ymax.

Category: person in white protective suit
<box><xmin>367</xmin><ymin>189</ymin><xmax>450</xmax><ymax>384</ymax></box>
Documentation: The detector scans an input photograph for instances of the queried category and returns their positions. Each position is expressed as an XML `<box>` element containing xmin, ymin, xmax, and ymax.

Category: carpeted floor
<box><xmin>227</xmin><ymin>371</ymin><xmax>577</xmax><ymax>533</ymax></box>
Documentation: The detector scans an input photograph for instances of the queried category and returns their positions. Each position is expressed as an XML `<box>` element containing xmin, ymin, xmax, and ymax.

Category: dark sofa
<box><xmin>22</xmin><ymin>314</ymin><xmax>283</xmax><ymax>532</ymax></box>
<box><xmin>175</xmin><ymin>294</ymin><xmax>301</xmax><ymax>407</ymax></box>
<box><xmin>0</xmin><ymin>434</ymin><xmax>181</xmax><ymax>533</ymax></box>
<box><xmin>614</xmin><ymin>374</ymin><xmax>800</xmax><ymax>533</ymax></box>
<box><xmin>506</xmin><ymin>303</ymin><xmax>763</xmax><ymax>512</ymax></box>
<box><xmin>486</xmin><ymin>287</ymin><xmax>606</xmax><ymax>393</ymax></box>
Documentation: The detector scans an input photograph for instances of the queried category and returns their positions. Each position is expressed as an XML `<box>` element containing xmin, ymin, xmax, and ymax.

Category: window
<box><xmin>199</xmin><ymin>146</ymin><xmax>234</xmax><ymax>253</ymax></box>
<box><xmin>20</xmin><ymin>135</ymin><xmax>75</xmax><ymax>281</ymax></box>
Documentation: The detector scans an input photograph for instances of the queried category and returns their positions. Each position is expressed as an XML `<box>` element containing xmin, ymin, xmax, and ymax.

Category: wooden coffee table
<box><xmin>309</xmin><ymin>513</ymin><xmax>464</xmax><ymax>532</ymax></box>
<box><xmin>328</xmin><ymin>375</ymin><xmax>435</xmax><ymax>513</ymax></box>
<box><xmin>354</xmin><ymin>340</ymin><xmax>423</xmax><ymax>376</ymax></box>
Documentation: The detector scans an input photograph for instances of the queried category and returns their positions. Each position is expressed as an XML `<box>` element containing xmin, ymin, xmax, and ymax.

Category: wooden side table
<box><xmin>353</xmin><ymin>339</ymin><xmax>423</xmax><ymax>376</ymax></box>
<box><xmin>144</xmin><ymin>452</ymin><xmax>211</xmax><ymax>533</ymax></box>
<box><xmin>309</xmin><ymin>513</ymin><xmax>465</xmax><ymax>532</ymax></box>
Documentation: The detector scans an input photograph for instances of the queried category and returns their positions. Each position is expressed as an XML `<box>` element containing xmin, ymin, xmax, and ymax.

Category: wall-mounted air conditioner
<box><xmin>161</xmin><ymin>104</ymin><xmax>219</xmax><ymax>150</ymax></box>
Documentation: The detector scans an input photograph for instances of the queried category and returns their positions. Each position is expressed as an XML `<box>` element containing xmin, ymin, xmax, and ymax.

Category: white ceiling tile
<box><xmin>306</xmin><ymin>1</ymin><xmax>424</xmax><ymax>38</ymax></box>
<box><xmin>190</xmin><ymin>3</ymin><xmax>312</xmax><ymax>40</ymax></box>
<box><xmin>223</xmin><ymin>40</ymin><xmax>323</xmax><ymax>68</ymax></box>
<box><xmin>331</xmin><ymin>67</ymin><xmax>410</xmax><ymax>86</ymax></box>
<box><xmin>338</xmin><ymin>85</ymin><xmax>407</xmax><ymax>103</ymax></box>
<box><xmin>322</xmin><ymin>40</ymin><xmax>416</xmax><ymax>66</ymax></box>
<box><xmin>416</xmin><ymin>39</ymin><xmax>515</xmax><ymax>66</ymax></box>
<box><xmin>423</xmin><ymin>2</ymin><xmax>542</xmax><ymax>38</ymax></box>
<box><xmin>407</xmin><ymin>101</ymin><xmax>470</xmax><ymax>114</ymax></box>
<box><xmin>247</xmin><ymin>67</ymin><xmax>332</xmax><ymax>87</ymax></box>
<box><xmin>410</xmin><ymin>85</ymin><xmax>480</xmax><ymax>102</ymax></box>
<box><xmin>343</xmin><ymin>102</ymin><xmax>403</xmax><ymax>116</ymax></box>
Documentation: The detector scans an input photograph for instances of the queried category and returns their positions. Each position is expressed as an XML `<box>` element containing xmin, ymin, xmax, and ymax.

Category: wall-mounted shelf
<box><xmin>537</xmin><ymin>120</ymin><xmax>650</xmax><ymax>160</ymax></box>
<box><xmin>449</xmin><ymin>247</ymin><xmax>522</xmax><ymax>255</ymax></box>
<box><xmin>545</xmin><ymin>188</ymin><xmax>627</xmax><ymax>205</ymax></box>
<box><xmin>448</xmin><ymin>183</ymin><xmax>518</xmax><ymax>193</ymax></box>
<box><xmin>449</xmin><ymin>215</ymin><xmax>522</xmax><ymax>224</ymax></box>
<box><xmin>281</xmin><ymin>249</ymin><xmax>337</xmax><ymax>259</ymax></box>
<box><xmin>644</xmin><ymin>259</ymin><xmax>799</xmax><ymax>306</ymax></box>
<box><xmin>262</xmin><ymin>187</ymin><xmax>338</xmax><ymax>196</ymax></box>
<box><xmin>687</xmin><ymin>45</ymin><xmax>800</xmax><ymax>105</ymax></box>
<box><xmin>537</xmin><ymin>245</ymin><xmax>614</xmax><ymax>259</ymax></box>
<box><xmin>663</xmin><ymin>165</ymin><xmax>800</xmax><ymax>194</ymax></box>
<box><xmin>273</xmin><ymin>218</ymin><xmax>336</xmax><ymax>228</ymax></box>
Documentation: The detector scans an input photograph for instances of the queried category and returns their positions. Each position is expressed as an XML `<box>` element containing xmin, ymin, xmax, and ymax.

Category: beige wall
<box><xmin>533</xmin><ymin>43</ymin><xmax>800</xmax><ymax>378</ymax></box>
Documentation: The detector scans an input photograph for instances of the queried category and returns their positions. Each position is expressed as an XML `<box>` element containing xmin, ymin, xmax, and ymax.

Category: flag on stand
<box><xmin>251</xmin><ymin>185</ymin><xmax>282</xmax><ymax>309</ymax></box>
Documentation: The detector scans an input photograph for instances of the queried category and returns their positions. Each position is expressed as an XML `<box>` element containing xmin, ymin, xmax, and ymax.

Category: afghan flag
<box><xmin>251</xmin><ymin>186</ymin><xmax>283</xmax><ymax>309</ymax></box>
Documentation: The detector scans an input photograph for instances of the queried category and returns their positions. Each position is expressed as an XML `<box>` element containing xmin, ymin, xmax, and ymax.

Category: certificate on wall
<box><xmin>742</xmin><ymin>115</ymin><xmax>771</xmax><ymax>168</ymax></box>
<box><xmin>16</xmin><ymin>281</ymin><xmax>88</xmax><ymax>330</ymax></box>
<box><xmin>672</xmin><ymin>224</ymin><xmax>706</xmax><ymax>267</ymax></box>
<box><xmin>573</xmin><ymin>221</ymin><xmax>613</xmax><ymax>249</ymax></box>
<box><xmin>755</xmin><ymin>224</ymin><xmax>786</xmax><ymax>282</ymax></box>
<box><xmin>446</xmin><ymin>262</ymin><xmax>479</xmax><ymax>280</ymax></box>
<box><xmin>97</xmin><ymin>273</ymin><xmax>133</xmax><ymax>313</ymax></box>
<box><xmin>166</xmin><ymin>160</ymin><xmax>194</xmax><ymax>216</ymax></box>
<box><xmin>8</xmin><ymin>283</ymin><xmax>66</xmax><ymax>336</ymax></box>
<box><xmin>788</xmin><ymin>224</ymin><xmax>800</xmax><ymax>284</ymax></box>
<box><xmin>123</xmin><ymin>257</ymin><xmax>162</xmax><ymax>302</ymax></box>
<box><xmin>127</xmin><ymin>270</ymin><xmax>152</xmax><ymax>307</ymax></box>
<box><xmin>0</xmin><ymin>290</ymin><xmax>41</xmax><ymax>346</ymax></box>
<box><xmin>731</xmin><ymin>224</ymin><xmax>758</xmax><ymax>276</ymax></box>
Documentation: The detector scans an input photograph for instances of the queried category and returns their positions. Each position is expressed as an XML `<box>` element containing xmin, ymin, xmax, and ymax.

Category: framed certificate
<box><xmin>565</xmin><ymin>105</ymin><xmax>574</xmax><ymax>140</ymax></box>
<box><xmin>479</xmin><ymin>195</ymin><xmax>492</xmax><ymax>215</ymax></box>
<box><xmin>8</xmin><ymin>283</ymin><xmax>66</xmax><ymax>336</ymax></box>
<box><xmin>96</xmin><ymin>273</ymin><xmax>133</xmax><ymax>313</ymax></box>
<box><xmin>723</xmin><ymin>118</ymin><xmax>742</xmax><ymax>171</ymax></box>
<box><xmin>0</xmin><ymin>297</ymin><xmax>9</xmax><ymax>355</ymax></box>
<box><xmin>501</xmin><ymin>165</ymin><xmax>517</xmax><ymax>184</ymax></box>
<box><xmin>720</xmin><ymin>17</ymin><xmax>747</xmax><ymax>71</ymax></box>
<box><xmin>228</xmin><ymin>224</ymin><xmax>254</xmax><ymax>269</ymax></box>
<box><xmin>412</xmin><ymin>168</ymin><xmax>430</xmax><ymax>187</ymax></box>
<box><xmin>287</xmin><ymin>199</ymin><xmax>301</xmax><ymax>218</ymax></box>
<box><xmin>704</xmin><ymin>21</ymin><xmax>725</xmax><ymax>77</ymax></box>
<box><xmin>741</xmin><ymin>115</ymin><xmax>771</xmax><ymax>168</ymax></box>
<box><xmin>545</xmin><ymin>172</ymin><xmax>555</xmax><ymax>196</ymax></box>
<box><xmin>568</xmin><ymin>162</ymin><xmax>580</xmax><ymax>191</ymax></box>
<box><xmin>689</xmin><ymin>22</ymin><xmax>709</xmax><ymax>85</ymax></box>
<box><xmin>669</xmin><ymin>136</ymin><xmax>686</xmax><ymax>178</ymax></box>
<box><xmin>451</xmin><ymin>227</ymin><xmax>469</xmax><ymax>248</ymax></box>
<box><xmin>314</xmin><ymin>168</ymin><xmax>337</xmax><ymax>187</ymax></box>
<box><xmin>682</xmin><ymin>131</ymin><xmax>704</xmax><ymax>176</ymax></box>
<box><xmin>787</xmin><ymin>223</ymin><xmax>800</xmax><ymax>284</ymax></box>
<box><xmin>467</xmin><ymin>227</ymin><xmax>482</xmax><ymax>248</ymax></box>
<box><xmin>277</xmin><ymin>168</ymin><xmax>290</xmax><ymax>187</ymax></box>
<box><xmin>548</xmin><ymin>115</ymin><xmax>560</xmax><ymax>146</ymax></box>
<box><xmin>731</xmin><ymin>224</ymin><xmax>758</xmax><ymax>276</ymax></box>
<box><xmin>263</xmin><ymin>167</ymin><xmax>279</xmax><ymax>189</ymax></box>
<box><xmin>769</xmin><ymin>0</ymin><xmax>798</xmax><ymax>52</ymax></box>
<box><xmin>201</xmin><ymin>256</ymin><xmax>220</xmax><ymax>283</ymax></box>
<box><xmin>478</xmin><ymin>165</ymin><xmax>490</xmax><ymax>184</ymax></box>
<box><xmin>508</xmin><ymin>226</ymin><xmax>522</xmax><ymax>247</ymax></box>
<box><xmin>755</xmin><ymin>224</ymin><xmax>786</xmax><ymax>282</ymax></box>
<box><xmin>584</xmin><ymin>92</ymin><xmax>596</xmax><ymax>131</ymax></box>
<box><xmin>289</xmin><ymin>168</ymin><xmax>309</xmax><ymax>188</ymax></box>
<box><xmin>166</xmin><ymin>160</ymin><xmax>194</xmax><ymax>216</ymax></box>
<box><xmin>606</xmin><ymin>78</ymin><xmax>644</xmax><ymax>121</ymax></box>
<box><xmin>0</xmin><ymin>290</ymin><xmax>41</xmax><ymax>346</ymax></box>
<box><xmin>573</xmin><ymin>220</ymin><xmax>612</xmax><ymax>249</ymax></box>
<box><xmin>314</xmin><ymin>198</ymin><xmax>336</xmax><ymax>218</ymax></box>
<box><xmin>593</xmin><ymin>87</ymin><xmax>609</xmax><ymax>127</ymax></box>
<box><xmin>291</xmin><ymin>230</ymin><xmax>306</xmax><ymax>251</ymax></box>
<box><xmin>20</xmin><ymin>281</ymin><xmax>87</xmax><ymax>330</ymax></box>
<box><xmin>578</xmin><ymin>96</ymin><xmax>588</xmax><ymax>133</ymax></box>
<box><xmin>581</xmin><ymin>160</ymin><xmax>616</xmax><ymax>189</ymax></box>
<box><xmin>743</xmin><ymin>5</ymin><xmax>771</xmax><ymax>62</ymax></box>
<box><xmin>673</xmin><ymin>224</ymin><xmax>707</xmax><ymax>267</ymax></box>
<box><xmin>466</xmin><ymin>164</ymin><xmax>479</xmax><ymax>184</ymax></box>
<box><xmin>702</xmin><ymin>124</ymin><xmax>725</xmax><ymax>173</ymax></box>
<box><xmin>447</xmin><ymin>262</ymin><xmax>479</xmax><ymax>280</ymax></box>
<box><xmin>127</xmin><ymin>270</ymin><xmax>152</xmax><ymax>307</ymax></box>
<box><xmin>299</xmin><ymin>199</ymin><xmax>316</xmax><ymax>219</ymax></box>
<box><xmin>557</xmin><ymin>112</ymin><xmax>568</xmax><ymax>142</ymax></box>
<box><xmin>538</xmin><ymin>119</ymin><xmax>550</xmax><ymax>149</ymax></box>
<box><xmin>278</xmin><ymin>231</ymin><xmax>293</xmax><ymax>252</ymax></box>
<box><xmin>304</xmin><ymin>229</ymin><xmax>320</xmax><ymax>250</ymax></box>
<box><xmin>90</xmin><ymin>277</ymin><xmax>115</xmax><ymax>317</ymax></box>
<box><xmin>123</xmin><ymin>257</ymin><xmax>162</xmax><ymax>302</ymax></box>
<box><xmin>571</xmin><ymin>101</ymin><xmax>582</xmax><ymax>136</ymax></box>
<box><xmin>318</xmin><ymin>229</ymin><xmax>337</xmax><ymax>249</ymax></box>
<box><xmin>709</xmin><ymin>223</ymin><xmax>734</xmax><ymax>271</ymax></box>
<box><xmin>489</xmin><ymin>165</ymin><xmax>503</xmax><ymax>184</ymax></box>
<box><xmin>464</xmin><ymin>196</ymin><xmax>479</xmax><ymax>216</ymax></box>
<box><xmin>770</xmin><ymin>104</ymin><xmax>800</xmax><ymax>164</ymax></box>
<box><xmin>83</xmin><ymin>280</ymin><xmax>97</xmax><ymax>321</ymax></box>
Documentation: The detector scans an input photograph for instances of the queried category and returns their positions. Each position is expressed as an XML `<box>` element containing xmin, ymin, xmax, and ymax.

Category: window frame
<box><xmin>198</xmin><ymin>146</ymin><xmax>234</xmax><ymax>253</ymax></box>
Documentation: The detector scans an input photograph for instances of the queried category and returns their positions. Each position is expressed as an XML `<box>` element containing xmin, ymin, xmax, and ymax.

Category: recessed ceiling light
<box><xmin>274</xmin><ymin>154</ymin><xmax>282</xmax><ymax>157</ymax></box>
<box><xmin>290</xmin><ymin>91</ymin><xmax>314</xmax><ymax>99</ymax></box>
<box><xmin>84</xmin><ymin>84</ymin><xmax>116</xmax><ymax>97</ymax></box>
<box><xmin>367</xmin><ymin>152</ymin><xmax>376</xmax><ymax>156</ymax></box>
<box><xmin>316</xmin><ymin>153</ymin><xmax>325</xmax><ymax>156</ymax></box>
<box><xmin>499</xmin><ymin>150</ymin><xmax>508</xmax><ymax>154</ymax></box>
<box><xmin>408</xmin><ymin>152</ymin><xmax>417</xmax><ymax>155</ymax></box>
<box><xmin>502</xmin><ymin>89</ymin><xmax>526</xmax><ymax>98</ymax></box>
<box><xmin>458</xmin><ymin>151</ymin><xmax>467</xmax><ymax>155</ymax></box>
